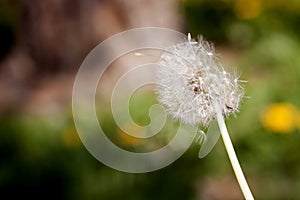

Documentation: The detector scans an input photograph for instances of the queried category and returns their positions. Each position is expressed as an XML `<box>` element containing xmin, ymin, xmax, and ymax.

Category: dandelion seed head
<box><xmin>156</xmin><ymin>34</ymin><xmax>244</xmax><ymax>126</ymax></box>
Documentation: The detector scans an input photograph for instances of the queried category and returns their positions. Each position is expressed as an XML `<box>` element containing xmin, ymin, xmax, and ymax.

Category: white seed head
<box><xmin>156</xmin><ymin>34</ymin><xmax>244</xmax><ymax>126</ymax></box>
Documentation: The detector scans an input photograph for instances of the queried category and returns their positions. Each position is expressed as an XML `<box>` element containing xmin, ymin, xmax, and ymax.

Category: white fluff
<box><xmin>156</xmin><ymin>34</ymin><xmax>244</xmax><ymax>126</ymax></box>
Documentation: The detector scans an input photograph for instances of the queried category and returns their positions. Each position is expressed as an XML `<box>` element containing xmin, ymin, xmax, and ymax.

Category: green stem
<box><xmin>216</xmin><ymin>110</ymin><xmax>254</xmax><ymax>200</ymax></box>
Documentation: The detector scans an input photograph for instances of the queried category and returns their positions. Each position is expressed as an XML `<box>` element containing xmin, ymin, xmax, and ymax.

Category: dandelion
<box><xmin>156</xmin><ymin>34</ymin><xmax>243</xmax><ymax>126</ymax></box>
<box><xmin>156</xmin><ymin>33</ymin><xmax>254</xmax><ymax>200</ymax></box>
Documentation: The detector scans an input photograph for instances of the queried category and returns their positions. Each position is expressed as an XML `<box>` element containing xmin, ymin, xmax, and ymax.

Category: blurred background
<box><xmin>1</xmin><ymin>0</ymin><xmax>300</xmax><ymax>199</ymax></box>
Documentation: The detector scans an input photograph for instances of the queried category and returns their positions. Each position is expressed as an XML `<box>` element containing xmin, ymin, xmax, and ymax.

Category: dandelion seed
<box><xmin>156</xmin><ymin>34</ymin><xmax>244</xmax><ymax>127</ymax></box>
<box><xmin>155</xmin><ymin>33</ymin><xmax>254</xmax><ymax>200</ymax></box>
<box><xmin>134</xmin><ymin>52</ymin><xmax>143</xmax><ymax>56</ymax></box>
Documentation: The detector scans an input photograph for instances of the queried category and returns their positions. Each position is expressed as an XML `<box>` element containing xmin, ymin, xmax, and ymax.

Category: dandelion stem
<box><xmin>215</xmin><ymin>110</ymin><xmax>254</xmax><ymax>200</ymax></box>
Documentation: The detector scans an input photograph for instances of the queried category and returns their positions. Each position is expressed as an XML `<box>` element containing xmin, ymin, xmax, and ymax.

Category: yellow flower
<box><xmin>297</xmin><ymin>112</ymin><xmax>300</xmax><ymax>131</ymax></box>
<box><xmin>261</xmin><ymin>103</ymin><xmax>298</xmax><ymax>133</ymax></box>
<box><xmin>117</xmin><ymin>122</ymin><xmax>144</xmax><ymax>146</ymax></box>
<box><xmin>234</xmin><ymin>0</ymin><xmax>262</xmax><ymax>19</ymax></box>
<box><xmin>62</xmin><ymin>125</ymin><xmax>82</xmax><ymax>148</ymax></box>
